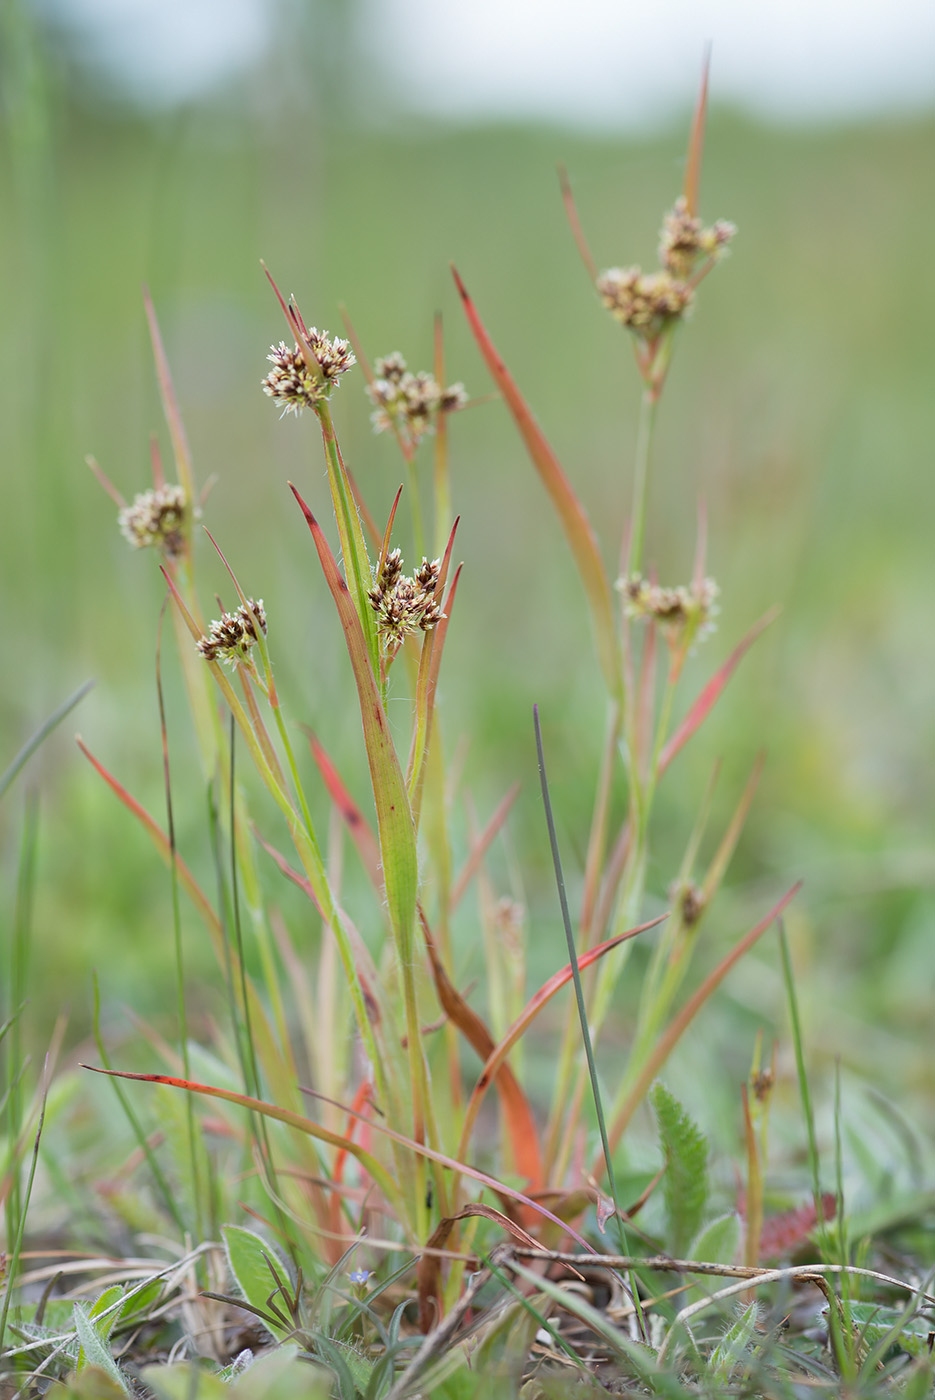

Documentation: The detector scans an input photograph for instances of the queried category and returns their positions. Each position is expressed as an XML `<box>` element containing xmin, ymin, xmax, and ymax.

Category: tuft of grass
<box><xmin>3</xmin><ymin>62</ymin><xmax>935</xmax><ymax>1400</ymax></box>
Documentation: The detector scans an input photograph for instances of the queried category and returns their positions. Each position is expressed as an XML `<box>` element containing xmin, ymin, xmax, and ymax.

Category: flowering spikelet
<box><xmin>368</xmin><ymin>550</ymin><xmax>443</xmax><ymax>651</ymax></box>
<box><xmin>196</xmin><ymin>599</ymin><xmax>268</xmax><ymax>665</ymax></box>
<box><xmin>366</xmin><ymin>352</ymin><xmax>467</xmax><ymax>450</ymax></box>
<box><xmin>262</xmin><ymin>328</ymin><xmax>355</xmax><ymax>414</ymax></box>
<box><xmin>118</xmin><ymin>483</ymin><xmax>192</xmax><ymax>557</ymax></box>
<box><xmin>596</xmin><ymin>268</ymin><xmax>694</xmax><ymax>336</ymax></box>
<box><xmin>597</xmin><ymin>196</ymin><xmax>735</xmax><ymax>341</ymax></box>
<box><xmin>659</xmin><ymin>197</ymin><xmax>736</xmax><ymax>279</ymax></box>
<box><xmin>619</xmin><ymin>574</ymin><xmax>719</xmax><ymax>650</ymax></box>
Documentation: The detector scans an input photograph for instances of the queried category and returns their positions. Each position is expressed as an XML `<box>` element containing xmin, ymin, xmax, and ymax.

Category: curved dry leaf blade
<box><xmin>81</xmin><ymin>1066</ymin><xmax>403</xmax><ymax>1215</ymax></box>
<box><xmin>458</xmin><ymin>916</ymin><xmax>665</xmax><ymax>1165</ymax></box>
<box><xmin>452</xmin><ymin>266</ymin><xmax>621</xmax><ymax>699</ymax></box>
<box><xmin>420</xmin><ymin>906</ymin><xmax>543</xmax><ymax>1189</ymax></box>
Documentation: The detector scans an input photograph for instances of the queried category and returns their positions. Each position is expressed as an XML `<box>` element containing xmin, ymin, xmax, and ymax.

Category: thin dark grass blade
<box><xmin>0</xmin><ymin>1055</ymin><xmax>51</xmax><ymax>1354</ymax></box>
<box><xmin>0</xmin><ymin>680</ymin><xmax>94</xmax><ymax>801</ymax></box>
<box><xmin>90</xmin><ymin>978</ymin><xmax>185</xmax><ymax>1235</ymax></box>
<box><xmin>658</xmin><ymin>607</ymin><xmax>779</xmax><ymax>775</ymax></box>
<box><xmin>533</xmin><ymin>705</ymin><xmax>647</xmax><ymax>1338</ymax></box>
<box><xmin>452</xmin><ymin>266</ymin><xmax>621</xmax><ymax>699</ymax></box>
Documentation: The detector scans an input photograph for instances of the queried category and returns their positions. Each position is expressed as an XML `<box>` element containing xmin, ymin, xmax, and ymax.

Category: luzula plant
<box><xmin>82</xmin><ymin>67</ymin><xmax>797</xmax><ymax>1340</ymax></box>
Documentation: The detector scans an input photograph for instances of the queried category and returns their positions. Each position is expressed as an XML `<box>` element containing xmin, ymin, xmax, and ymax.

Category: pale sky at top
<box><xmin>41</xmin><ymin>0</ymin><xmax>935</xmax><ymax>126</ymax></box>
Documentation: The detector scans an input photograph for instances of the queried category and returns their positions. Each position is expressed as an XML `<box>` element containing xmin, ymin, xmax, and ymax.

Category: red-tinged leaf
<box><xmin>143</xmin><ymin>287</ymin><xmax>194</xmax><ymax>503</ymax></box>
<box><xmin>658</xmin><ymin>607</ymin><xmax>779</xmax><ymax>775</ymax></box>
<box><xmin>331</xmin><ymin>1079</ymin><xmax>375</xmax><ymax>1240</ymax></box>
<box><xmin>418</xmin><ymin>1204</ymin><xmax>542</xmax><ymax>1332</ymax></box>
<box><xmin>376</xmin><ymin>485</ymin><xmax>405</xmax><ymax>584</ymax></box>
<box><xmin>452</xmin><ymin>266</ymin><xmax>621</xmax><ymax>700</ymax></box>
<box><xmin>737</xmin><ymin>1192</ymin><xmax>837</xmax><ymax>1262</ymax></box>
<box><xmin>291</xmin><ymin>484</ymin><xmax>418</xmax><ymax>964</ymax></box>
<box><xmin>81</xmin><ymin>1066</ymin><xmax>404</xmax><ymax>1216</ymax></box>
<box><xmin>85</xmin><ymin>455</ymin><xmax>125</xmax><ymax>509</ymax></box>
<box><xmin>77</xmin><ymin>739</ymin><xmax>221</xmax><ymax>949</ymax></box>
<box><xmin>407</xmin><ymin>531</ymin><xmax>461</xmax><ymax>814</ymax></box>
<box><xmin>305</xmin><ymin>732</ymin><xmax>382</xmax><ymax>889</ymax></box>
<box><xmin>596</xmin><ymin>882</ymin><xmax>802</xmax><ymax>1177</ymax></box>
<box><xmin>683</xmin><ymin>50</ymin><xmax>711</xmax><ymax>217</ymax></box>
<box><xmin>448</xmin><ymin>781</ymin><xmax>521</xmax><ymax>913</ymax></box>
<box><xmin>558</xmin><ymin>163</ymin><xmax>598</xmax><ymax>282</ymax></box>
<box><xmin>299</xmin><ymin>1083</ymin><xmax>602</xmax><ymax>1256</ymax></box>
<box><xmin>457</xmin><ymin>916</ymin><xmax>665</xmax><ymax>1167</ymax></box>
<box><xmin>419</xmin><ymin>906</ymin><xmax>543</xmax><ymax>1189</ymax></box>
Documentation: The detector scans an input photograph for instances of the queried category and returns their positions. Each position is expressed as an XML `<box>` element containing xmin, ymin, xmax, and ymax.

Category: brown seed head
<box><xmin>596</xmin><ymin>267</ymin><xmax>694</xmax><ymax>338</ymax></box>
<box><xmin>366</xmin><ymin>353</ymin><xmax>467</xmax><ymax>448</ymax></box>
<box><xmin>620</xmin><ymin>574</ymin><xmax>719</xmax><ymax>649</ymax></box>
<box><xmin>262</xmin><ymin>328</ymin><xmax>355</xmax><ymax>414</ymax></box>
<box><xmin>368</xmin><ymin>554</ymin><xmax>443</xmax><ymax>651</ymax></box>
<box><xmin>118</xmin><ymin>483</ymin><xmax>192</xmax><ymax>558</ymax></box>
<box><xmin>197</xmin><ymin>599</ymin><xmax>268</xmax><ymax>665</ymax></box>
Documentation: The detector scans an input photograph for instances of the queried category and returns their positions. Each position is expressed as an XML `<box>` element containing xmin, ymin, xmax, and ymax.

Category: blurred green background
<box><xmin>1</xmin><ymin>2</ymin><xmax>933</xmax><ymax>1120</ymax></box>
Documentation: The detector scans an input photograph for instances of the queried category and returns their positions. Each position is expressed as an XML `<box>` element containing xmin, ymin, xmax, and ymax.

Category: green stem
<box><xmin>624</xmin><ymin>385</ymin><xmax>658</xmax><ymax>580</ymax></box>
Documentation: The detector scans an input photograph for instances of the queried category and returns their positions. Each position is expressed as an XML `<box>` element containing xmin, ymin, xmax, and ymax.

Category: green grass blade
<box><xmin>0</xmin><ymin>679</ymin><xmax>94</xmax><ymax>800</ymax></box>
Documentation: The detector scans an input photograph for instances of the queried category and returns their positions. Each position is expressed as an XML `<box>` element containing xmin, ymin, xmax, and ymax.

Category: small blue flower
<box><xmin>349</xmin><ymin>1270</ymin><xmax>371</xmax><ymax>1286</ymax></box>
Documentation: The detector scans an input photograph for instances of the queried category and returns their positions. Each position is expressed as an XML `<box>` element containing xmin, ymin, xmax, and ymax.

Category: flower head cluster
<box><xmin>659</xmin><ymin>197</ymin><xmax>736</xmax><ymax>279</ymax></box>
<box><xmin>118</xmin><ymin>484</ymin><xmax>192</xmax><ymax>558</ymax></box>
<box><xmin>597</xmin><ymin>196</ymin><xmax>735</xmax><ymax>342</ymax></box>
<box><xmin>619</xmin><ymin>573</ymin><xmax>719</xmax><ymax>649</ymax></box>
<box><xmin>262</xmin><ymin>329</ymin><xmax>355</xmax><ymax>415</ymax></box>
<box><xmin>366</xmin><ymin>353</ymin><xmax>467</xmax><ymax>450</ymax></box>
<box><xmin>670</xmin><ymin>880</ymin><xmax>706</xmax><ymax>928</ymax></box>
<box><xmin>368</xmin><ymin>550</ymin><xmax>443</xmax><ymax>652</ymax></box>
<box><xmin>196</xmin><ymin>599</ymin><xmax>267</xmax><ymax>665</ymax></box>
<box><xmin>596</xmin><ymin>268</ymin><xmax>694</xmax><ymax>337</ymax></box>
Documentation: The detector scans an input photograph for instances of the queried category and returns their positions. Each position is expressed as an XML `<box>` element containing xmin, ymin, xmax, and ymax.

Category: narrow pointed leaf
<box><xmin>77</xmin><ymin>739</ymin><xmax>221</xmax><ymax>947</ymax></box>
<box><xmin>291</xmin><ymin>484</ymin><xmax>417</xmax><ymax>962</ymax></box>
<box><xmin>449</xmin><ymin>780</ymin><xmax>520</xmax><ymax>912</ymax></box>
<box><xmin>143</xmin><ymin>287</ymin><xmax>194</xmax><ymax>503</ymax></box>
<box><xmin>658</xmin><ymin>607</ymin><xmax>779</xmax><ymax>775</ymax></box>
<box><xmin>419</xmin><ymin>906</ymin><xmax>543</xmax><ymax>1187</ymax></box>
<box><xmin>453</xmin><ymin>266</ymin><xmax>621</xmax><ymax>698</ymax></box>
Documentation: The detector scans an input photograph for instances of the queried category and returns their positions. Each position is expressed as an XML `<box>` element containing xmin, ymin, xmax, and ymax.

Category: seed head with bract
<box><xmin>597</xmin><ymin>196</ymin><xmax>735</xmax><ymax>341</ymax></box>
<box><xmin>118</xmin><ymin>483</ymin><xmax>193</xmax><ymax>558</ymax></box>
<box><xmin>366</xmin><ymin>352</ymin><xmax>467</xmax><ymax>450</ymax></box>
<box><xmin>620</xmin><ymin>574</ymin><xmax>719</xmax><ymax>651</ymax></box>
<box><xmin>196</xmin><ymin>600</ymin><xmax>268</xmax><ymax>665</ymax></box>
<box><xmin>368</xmin><ymin>550</ymin><xmax>444</xmax><ymax>652</ymax></box>
<box><xmin>262</xmin><ymin>328</ymin><xmax>355</xmax><ymax>415</ymax></box>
